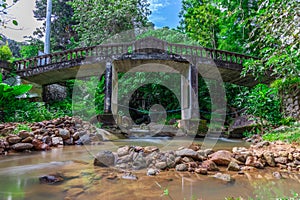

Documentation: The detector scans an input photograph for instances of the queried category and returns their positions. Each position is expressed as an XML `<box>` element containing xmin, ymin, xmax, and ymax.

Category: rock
<box><xmin>182</xmin><ymin>156</ymin><xmax>193</xmax><ymax>163</ymax></box>
<box><xmin>147</xmin><ymin>168</ymin><xmax>158</xmax><ymax>176</ymax></box>
<box><xmin>117</xmin><ymin>146</ymin><xmax>130</xmax><ymax>157</ymax></box>
<box><xmin>234</xmin><ymin>154</ymin><xmax>247</xmax><ymax>163</ymax></box>
<box><xmin>32</xmin><ymin>139</ymin><xmax>50</xmax><ymax>151</ymax></box>
<box><xmin>293</xmin><ymin>152</ymin><xmax>300</xmax><ymax>161</ymax></box>
<box><xmin>195</xmin><ymin>168</ymin><xmax>208</xmax><ymax>175</ymax></box>
<box><xmin>144</xmin><ymin>146</ymin><xmax>159</xmax><ymax>154</ymax></box>
<box><xmin>254</xmin><ymin>141</ymin><xmax>270</xmax><ymax>148</ymax></box>
<box><xmin>263</xmin><ymin>152</ymin><xmax>276</xmax><ymax>167</ymax></box>
<box><xmin>52</xmin><ymin>137</ymin><xmax>63</xmax><ymax>146</ymax></box>
<box><xmin>39</xmin><ymin>174</ymin><xmax>64</xmax><ymax>184</ymax></box>
<box><xmin>155</xmin><ymin>161</ymin><xmax>167</xmax><ymax>170</ymax></box>
<box><xmin>204</xmin><ymin>149</ymin><xmax>214</xmax><ymax>156</ymax></box>
<box><xmin>228</xmin><ymin>115</ymin><xmax>258</xmax><ymax>138</ymax></box>
<box><xmin>213</xmin><ymin>173</ymin><xmax>235</xmax><ymax>183</ymax></box>
<box><xmin>209</xmin><ymin>150</ymin><xmax>233</xmax><ymax>166</ymax></box>
<box><xmin>175</xmin><ymin>149</ymin><xmax>199</xmax><ymax>160</ymax></box>
<box><xmin>18</xmin><ymin>130</ymin><xmax>31</xmax><ymax>139</ymax></box>
<box><xmin>166</xmin><ymin>158</ymin><xmax>176</xmax><ymax>168</ymax></box>
<box><xmin>227</xmin><ymin>161</ymin><xmax>240</xmax><ymax>171</ymax></box>
<box><xmin>75</xmin><ymin>134</ymin><xmax>91</xmax><ymax>145</ymax></box>
<box><xmin>11</xmin><ymin>143</ymin><xmax>33</xmax><ymax>151</ymax></box>
<box><xmin>94</xmin><ymin>151</ymin><xmax>115</xmax><ymax>167</ymax></box>
<box><xmin>245</xmin><ymin>156</ymin><xmax>264</xmax><ymax>169</ymax></box>
<box><xmin>175</xmin><ymin>164</ymin><xmax>187</xmax><ymax>171</ymax></box>
<box><xmin>7</xmin><ymin>136</ymin><xmax>22</xmax><ymax>144</ymax></box>
<box><xmin>272</xmin><ymin>171</ymin><xmax>282</xmax><ymax>179</ymax></box>
<box><xmin>275</xmin><ymin>157</ymin><xmax>288</xmax><ymax>164</ymax></box>
<box><xmin>22</xmin><ymin>137</ymin><xmax>33</xmax><ymax>143</ymax></box>
<box><xmin>122</xmin><ymin>172</ymin><xmax>138</xmax><ymax>180</ymax></box>
<box><xmin>64</xmin><ymin>138</ymin><xmax>74</xmax><ymax>145</ymax></box>
<box><xmin>59</xmin><ymin>129</ymin><xmax>70</xmax><ymax>140</ymax></box>
<box><xmin>72</xmin><ymin>132</ymin><xmax>80</xmax><ymax>140</ymax></box>
<box><xmin>201</xmin><ymin>160</ymin><xmax>219</xmax><ymax>171</ymax></box>
<box><xmin>132</xmin><ymin>153</ymin><xmax>147</xmax><ymax>170</ymax></box>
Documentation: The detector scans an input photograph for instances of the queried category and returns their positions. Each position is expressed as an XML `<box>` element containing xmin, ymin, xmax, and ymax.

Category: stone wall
<box><xmin>281</xmin><ymin>84</ymin><xmax>300</xmax><ymax>119</ymax></box>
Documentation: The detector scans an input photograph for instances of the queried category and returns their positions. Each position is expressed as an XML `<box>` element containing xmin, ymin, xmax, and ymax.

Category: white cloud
<box><xmin>148</xmin><ymin>0</ymin><xmax>169</xmax><ymax>12</ymax></box>
<box><xmin>148</xmin><ymin>0</ymin><xmax>170</xmax><ymax>26</ymax></box>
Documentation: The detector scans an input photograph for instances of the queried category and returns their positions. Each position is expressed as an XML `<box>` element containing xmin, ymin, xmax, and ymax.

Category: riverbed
<box><xmin>0</xmin><ymin>138</ymin><xmax>299</xmax><ymax>200</ymax></box>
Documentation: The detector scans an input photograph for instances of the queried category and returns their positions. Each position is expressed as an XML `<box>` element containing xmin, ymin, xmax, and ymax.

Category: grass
<box><xmin>262</xmin><ymin>121</ymin><xmax>300</xmax><ymax>143</ymax></box>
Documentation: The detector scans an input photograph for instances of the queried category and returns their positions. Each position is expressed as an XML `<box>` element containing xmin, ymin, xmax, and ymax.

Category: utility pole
<box><xmin>44</xmin><ymin>0</ymin><xmax>52</xmax><ymax>54</ymax></box>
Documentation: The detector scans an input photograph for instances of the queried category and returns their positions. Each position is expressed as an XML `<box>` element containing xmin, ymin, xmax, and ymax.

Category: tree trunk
<box><xmin>44</xmin><ymin>0</ymin><xmax>52</xmax><ymax>54</ymax></box>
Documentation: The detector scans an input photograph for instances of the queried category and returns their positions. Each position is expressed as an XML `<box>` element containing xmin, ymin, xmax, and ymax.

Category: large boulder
<box><xmin>201</xmin><ymin>160</ymin><xmax>219</xmax><ymax>171</ymax></box>
<box><xmin>59</xmin><ymin>129</ymin><xmax>70</xmax><ymax>140</ymax></box>
<box><xmin>175</xmin><ymin>149</ymin><xmax>199</xmax><ymax>160</ymax></box>
<box><xmin>209</xmin><ymin>150</ymin><xmax>233</xmax><ymax>166</ymax></box>
<box><xmin>7</xmin><ymin>136</ymin><xmax>22</xmax><ymax>144</ymax></box>
<box><xmin>227</xmin><ymin>115</ymin><xmax>258</xmax><ymax>138</ymax></box>
<box><xmin>94</xmin><ymin>151</ymin><xmax>116</xmax><ymax>167</ymax></box>
<box><xmin>11</xmin><ymin>143</ymin><xmax>33</xmax><ymax>151</ymax></box>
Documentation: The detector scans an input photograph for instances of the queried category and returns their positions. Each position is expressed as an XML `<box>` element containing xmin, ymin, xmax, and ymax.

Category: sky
<box><xmin>1</xmin><ymin>0</ymin><xmax>182</xmax><ymax>42</ymax></box>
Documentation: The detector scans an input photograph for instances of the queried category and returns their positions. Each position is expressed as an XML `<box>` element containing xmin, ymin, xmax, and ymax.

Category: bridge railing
<box><xmin>14</xmin><ymin>37</ymin><xmax>255</xmax><ymax>75</ymax></box>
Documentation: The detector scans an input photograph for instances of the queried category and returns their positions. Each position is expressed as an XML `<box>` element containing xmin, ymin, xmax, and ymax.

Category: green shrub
<box><xmin>0</xmin><ymin>44</ymin><xmax>13</xmax><ymax>61</ymax></box>
<box><xmin>235</xmin><ymin>84</ymin><xmax>282</xmax><ymax>131</ymax></box>
<box><xmin>13</xmin><ymin>124</ymin><xmax>31</xmax><ymax>134</ymax></box>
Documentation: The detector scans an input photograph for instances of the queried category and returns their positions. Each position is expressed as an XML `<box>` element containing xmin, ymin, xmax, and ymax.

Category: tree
<box><xmin>69</xmin><ymin>0</ymin><xmax>151</xmax><ymax>46</ymax></box>
<box><xmin>33</xmin><ymin>0</ymin><xmax>77</xmax><ymax>51</ymax></box>
<box><xmin>44</xmin><ymin>0</ymin><xmax>52</xmax><ymax>54</ymax></box>
<box><xmin>0</xmin><ymin>43</ymin><xmax>12</xmax><ymax>61</ymax></box>
<box><xmin>243</xmin><ymin>0</ymin><xmax>299</xmax><ymax>80</ymax></box>
<box><xmin>179</xmin><ymin>0</ymin><xmax>220</xmax><ymax>49</ymax></box>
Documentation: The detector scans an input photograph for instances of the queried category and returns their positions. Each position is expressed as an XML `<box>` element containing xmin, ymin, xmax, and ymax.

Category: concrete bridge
<box><xmin>2</xmin><ymin>37</ymin><xmax>272</xmax><ymax>127</ymax></box>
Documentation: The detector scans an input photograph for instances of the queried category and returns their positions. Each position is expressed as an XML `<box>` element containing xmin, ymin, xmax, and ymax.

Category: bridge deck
<box><xmin>8</xmin><ymin>37</ymin><xmax>272</xmax><ymax>86</ymax></box>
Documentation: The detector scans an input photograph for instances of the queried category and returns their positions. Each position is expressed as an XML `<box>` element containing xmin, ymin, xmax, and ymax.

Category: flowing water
<box><xmin>0</xmin><ymin>138</ymin><xmax>299</xmax><ymax>200</ymax></box>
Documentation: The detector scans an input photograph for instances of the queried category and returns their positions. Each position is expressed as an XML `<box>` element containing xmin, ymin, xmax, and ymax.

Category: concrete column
<box><xmin>181</xmin><ymin>67</ymin><xmax>190</xmax><ymax>120</ymax></box>
<box><xmin>104</xmin><ymin>62</ymin><xmax>113</xmax><ymax>113</ymax></box>
<box><xmin>189</xmin><ymin>64</ymin><xmax>199</xmax><ymax>118</ymax></box>
<box><xmin>111</xmin><ymin>64</ymin><xmax>118</xmax><ymax>115</ymax></box>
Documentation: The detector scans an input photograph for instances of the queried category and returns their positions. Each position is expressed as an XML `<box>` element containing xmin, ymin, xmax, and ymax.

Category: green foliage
<box><xmin>69</xmin><ymin>0</ymin><xmax>151</xmax><ymax>46</ymax></box>
<box><xmin>137</xmin><ymin>28</ymin><xmax>198</xmax><ymax>45</ymax></box>
<box><xmin>33</xmin><ymin>0</ymin><xmax>78</xmax><ymax>51</ymax></box>
<box><xmin>243</xmin><ymin>0</ymin><xmax>299</xmax><ymax>80</ymax></box>
<box><xmin>3</xmin><ymin>99</ymin><xmax>70</xmax><ymax>122</ymax></box>
<box><xmin>20</xmin><ymin>45</ymin><xmax>40</xmax><ymax>59</ymax></box>
<box><xmin>271</xmin><ymin>77</ymin><xmax>300</xmax><ymax>91</ymax></box>
<box><xmin>13</xmin><ymin>124</ymin><xmax>31</xmax><ymax>134</ymax></box>
<box><xmin>263</xmin><ymin>122</ymin><xmax>300</xmax><ymax>143</ymax></box>
<box><xmin>0</xmin><ymin>44</ymin><xmax>13</xmax><ymax>61</ymax></box>
<box><xmin>179</xmin><ymin>0</ymin><xmax>220</xmax><ymax>48</ymax></box>
<box><xmin>72</xmin><ymin>76</ymin><xmax>105</xmax><ymax>120</ymax></box>
<box><xmin>235</xmin><ymin>84</ymin><xmax>282</xmax><ymax>127</ymax></box>
<box><xmin>47</xmin><ymin>98</ymin><xmax>72</xmax><ymax>117</ymax></box>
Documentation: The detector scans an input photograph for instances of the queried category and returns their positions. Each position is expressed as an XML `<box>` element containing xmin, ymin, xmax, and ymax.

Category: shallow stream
<box><xmin>0</xmin><ymin>138</ymin><xmax>299</xmax><ymax>200</ymax></box>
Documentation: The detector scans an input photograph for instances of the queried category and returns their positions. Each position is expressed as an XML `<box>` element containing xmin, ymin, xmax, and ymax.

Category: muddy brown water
<box><xmin>0</xmin><ymin>138</ymin><xmax>299</xmax><ymax>200</ymax></box>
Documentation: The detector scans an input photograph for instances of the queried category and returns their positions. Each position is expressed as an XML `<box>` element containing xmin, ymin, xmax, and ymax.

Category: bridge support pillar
<box><xmin>180</xmin><ymin>64</ymin><xmax>199</xmax><ymax>134</ymax></box>
<box><xmin>104</xmin><ymin>62</ymin><xmax>113</xmax><ymax>113</ymax></box>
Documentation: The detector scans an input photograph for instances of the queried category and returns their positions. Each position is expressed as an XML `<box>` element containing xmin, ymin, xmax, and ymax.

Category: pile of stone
<box><xmin>0</xmin><ymin>117</ymin><xmax>103</xmax><ymax>154</ymax></box>
<box><xmin>94</xmin><ymin>141</ymin><xmax>300</xmax><ymax>178</ymax></box>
